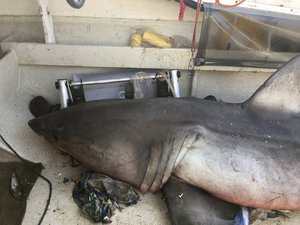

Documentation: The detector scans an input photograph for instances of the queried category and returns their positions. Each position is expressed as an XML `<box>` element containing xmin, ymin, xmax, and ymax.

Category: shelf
<box><xmin>1</xmin><ymin>42</ymin><xmax>194</xmax><ymax>70</ymax></box>
<box><xmin>1</xmin><ymin>42</ymin><xmax>282</xmax><ymax>73</ymax></box>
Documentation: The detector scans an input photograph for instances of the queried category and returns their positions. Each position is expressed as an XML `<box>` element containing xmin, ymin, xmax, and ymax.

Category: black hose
<box><xmin>37</xmin><ymin>174</ymin><xmax>52</xmax><ymax>225</ymax></box>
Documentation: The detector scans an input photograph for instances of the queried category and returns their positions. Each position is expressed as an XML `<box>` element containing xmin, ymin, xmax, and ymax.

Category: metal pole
<box><xmin>170</xmin><ymin>70</ymin><xmax>180</xmax><ymax>97</ymax></box>
<box><xmin>70</xmin><ymin>74</ymin><xmax>161</xmax><ymax>87</ymax></box>
<box><xmin>58</xmin><ymin>79</ymin><xmax>69</xmax><ymax>108</ymax></box>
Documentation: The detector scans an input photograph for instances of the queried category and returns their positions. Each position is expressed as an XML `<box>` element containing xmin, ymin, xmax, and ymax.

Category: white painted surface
<box><xmin>2</xmin><ymin>0</ymin><xmax>300</xmax><ymax>18</ymax></box>
<box><xmin>0</xmin><ymin>0</ymin><xmax>200</xmax><ymax>45</ymax></box>
<box><xmin>1</xmin><ymin>42</ymin><xmax>194</xmax><ymax>69</ymax></box>
<box><xmin>0</xmin><ymin>0</ymin><xmax>198</xmax><ymax>21</ymax></box>
<box><xmin>202</xmin><ymin>0</ymin><xmax>300</xmax><ymax>15</ymax></box>
<box><xmin>53</xmin><ymin>16</ymin><xmax>196</xmax><ymax>46</ymax></box>
<box><xmin>0</xmin><ymin>51</ymin><xmax>19</xmax><ymax>104</ymax></box>
<box><xmin>0</xmin><ymin>16</ymin><xmax>198</xmax><ymax>46</ymax></box>
<box><xmin>192</xmin><ymin>70</ymin><xmax>272</xmax><ymax>102</ymax></box>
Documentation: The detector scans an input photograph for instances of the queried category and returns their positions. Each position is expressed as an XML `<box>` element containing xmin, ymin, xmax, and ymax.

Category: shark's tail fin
<box><xmin>245</xmin><ymin>55</ymin><xmax>300</xmax><ymax>114</ymax></box>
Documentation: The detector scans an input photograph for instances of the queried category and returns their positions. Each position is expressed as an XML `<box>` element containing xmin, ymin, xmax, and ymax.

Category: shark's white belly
<box><xmin>174</xmin><ymin>127</ymin><xmax>300</xmax><ymax>210</ymax></box>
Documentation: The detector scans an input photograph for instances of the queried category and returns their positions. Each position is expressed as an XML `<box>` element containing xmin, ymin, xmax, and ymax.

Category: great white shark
<box><xmin>28</xmin><ymin>55</ymin><xmax>300</xmax><ymax>224</ymax></box>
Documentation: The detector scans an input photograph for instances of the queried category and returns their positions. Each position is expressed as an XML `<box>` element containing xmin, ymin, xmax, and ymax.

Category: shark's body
<box><xmin>29</xmin><ymin>56</ymin><xmax>300</xmax><ymax>221</ymax></box>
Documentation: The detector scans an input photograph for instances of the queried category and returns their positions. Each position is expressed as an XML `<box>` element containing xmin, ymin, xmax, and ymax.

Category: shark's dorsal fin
<box><xmin>245</xmin><ymin>55</ymin><xmax>300</xmax><ymax>114</ymax></box>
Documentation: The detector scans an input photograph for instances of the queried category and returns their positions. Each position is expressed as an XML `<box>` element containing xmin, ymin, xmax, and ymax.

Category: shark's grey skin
<box><xmin>163</xmin><ymin>177</ymin><xmax>240</xmax><ymax>225</ymax></box>
<box><xmin>29</xmin><ymin>55</ymin><xmax>300</xmax><ymax>211</ymax></box>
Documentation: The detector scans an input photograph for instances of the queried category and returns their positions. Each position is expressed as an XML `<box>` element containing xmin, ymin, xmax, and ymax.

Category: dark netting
<box><xmin>73</xmin><ymin>172</ymin><xmax>139</xmax><ymax>223</ymax></box>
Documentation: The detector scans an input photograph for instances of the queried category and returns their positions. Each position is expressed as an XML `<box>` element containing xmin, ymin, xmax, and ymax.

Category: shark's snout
<box><xmin>28</xmin><ymin>118</ymin><xmax>42</xmax><ymax>133</ymax></box>
<box><xmin>28</xmin><ymin>118</ymin><xmax>53</xmax><ymax>141</ymax></box>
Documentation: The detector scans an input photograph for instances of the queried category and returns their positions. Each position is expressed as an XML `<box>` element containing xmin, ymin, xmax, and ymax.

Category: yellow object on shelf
<box><xmin>142</xmin><ymin>31</ymin><xmax>173</xmax><ymax>48</ymax></box>
<box><xmin>130</xmin><ymin>34</ymin><xmax>142</xmax><ymax>47</ymax></box>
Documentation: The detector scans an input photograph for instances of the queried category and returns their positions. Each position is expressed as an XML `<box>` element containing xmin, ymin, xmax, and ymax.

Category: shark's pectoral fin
<box><xmin>140</xmin><ymin>131</ymin><xmax>201</xmax><ymax>194</ymax></box>
<box><xmin>163</xmin><ymin>176</ymin><xmax>240</xmax><ymax>225</ymax></box>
